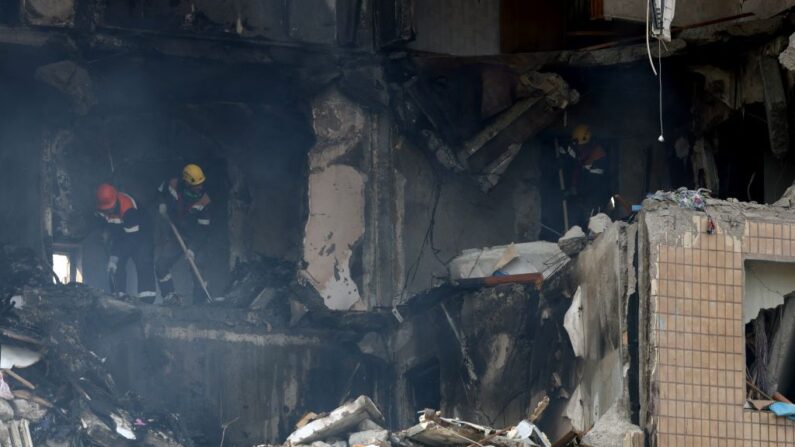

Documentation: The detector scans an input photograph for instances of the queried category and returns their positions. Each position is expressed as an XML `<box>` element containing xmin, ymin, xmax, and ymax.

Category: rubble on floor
<box><xmin>275</xmin><ymin>397</ymin><xmax>578</xmax><ymax>447</ymax></box>
<box><xmin>0</xmin><ymin>244</ymin><xmax>192</xmax><ymax>446</ymax></box>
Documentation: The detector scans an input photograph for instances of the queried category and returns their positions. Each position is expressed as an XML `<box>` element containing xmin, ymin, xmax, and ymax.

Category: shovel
<box><xmin>164</xmin><ymin>217</ymin><xmax>214</xmax><ymax>304</ymax></box>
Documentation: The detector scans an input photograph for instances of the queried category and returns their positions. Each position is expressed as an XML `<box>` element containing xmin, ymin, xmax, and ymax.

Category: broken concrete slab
<box><xmin>286</xmin><ymin>396</ymin><xmax>384</xmax><ymax>445</ymax></box>
<box><xmin>448</xmin><ymin>242</ymin><xmax>569</xmax><ymax>280</ymax></box>
<box><xmin>402</xmin><ymin>420</ymin><xmax>483</xmax><ymax>446</ymax></box>
<box><xmin>557</xmin><ymin>226</ymin><xmax>586</xmax><ymax>257</ymax></box>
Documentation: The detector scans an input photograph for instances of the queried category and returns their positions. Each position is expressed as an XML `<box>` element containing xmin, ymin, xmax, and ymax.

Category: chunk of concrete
<box><xmin>0</xmin><ymin>399</ymin><xmax>14</xmax><ymax>421</ymax></box>
<box><xmin>286</xmin><ymin>396</ymin><xmax>384</xmax><ymax>445</ymax></box>
<box><xmin>12</xmin><ymin>399</ymin><xmax>46</xmax><ymax>422</ymax></box>
<box><xmin>348</xmin><ymin>429</ymin><xmax>389</xmax><ymax>447</ymax></box>
<box><xmin>557</xmin><ymin>226</ymin><xmax>586</xmax><ymax>257</ymax></box>
<box><xmin>588</xmin><ymin>213</ymin><xmax>612</xmax><ymax>236</ymax></box>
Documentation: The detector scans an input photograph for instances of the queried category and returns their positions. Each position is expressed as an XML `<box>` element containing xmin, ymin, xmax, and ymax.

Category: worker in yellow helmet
<box><xmin>155</xmin><ymin>163</ymin><xmax>212</xmax><ymax>304</ymax></box>
<box><xmin>560</xmin><ymin>124</ymin><xmax>610</xmax><ymax>225</ymax></box>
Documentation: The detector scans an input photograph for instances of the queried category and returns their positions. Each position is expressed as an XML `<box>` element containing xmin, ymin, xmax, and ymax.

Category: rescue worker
<box><xmin>566</xmin><ymin>124</ymin><xmax>607</xmax><ymax>192</ymax></box>
<box><xmin>155</xmin><ymin>163</ymin><xmax>211</xmax><ymax>304</ymax></box>
<box><xmin>561</xmin><ymin>124</ymin><xmax>611</xmax><ymax>225</ymax></box>
<box><xmin>95</xmin><ymin>183</ymin><xmax>157</xmax><ymax>303</ymax></box>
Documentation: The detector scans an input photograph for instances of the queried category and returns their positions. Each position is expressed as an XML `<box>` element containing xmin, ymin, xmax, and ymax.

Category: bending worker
<box><xmin>155</xmin><ymin>163</ymin><xmax>211</xmax><ymax>304</ymax></box>
<box><xmin>95</xmin><ymin>183</ymin><xmax>157</xmax><ymax>303</ymax></box>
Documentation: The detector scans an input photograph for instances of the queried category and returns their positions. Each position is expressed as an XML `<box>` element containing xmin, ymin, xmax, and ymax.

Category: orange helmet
<box><xmin>96</xmin><ymin>183</ymin><xmax>118</xmax><ymax>210</ymax></box>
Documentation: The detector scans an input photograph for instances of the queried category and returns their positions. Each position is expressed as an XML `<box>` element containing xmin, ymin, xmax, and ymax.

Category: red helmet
<box><xmin>96</xmin><ymin>183</ymin><xmax>118</xmax><ymax>210</ymax></box>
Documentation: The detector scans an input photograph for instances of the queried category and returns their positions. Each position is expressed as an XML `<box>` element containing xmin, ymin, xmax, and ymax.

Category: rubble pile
<box><xmin>0</xmin><ymin>245</ymin><xmax>192</xmax><ymax>446</ymax></box>
<box><xmin>264</xmin><ymin>396</ymin><xmax>579</xmax><ymax>447</ymax></box>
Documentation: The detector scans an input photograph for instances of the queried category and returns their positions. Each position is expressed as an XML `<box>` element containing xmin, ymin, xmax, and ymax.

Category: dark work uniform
<box><xmin>155</xmin><ymin>178</ymin><xmax>211</xmax><ymax>302</ymax></box>
<box><xmin>97</xmin><ymin>192</ymin><xmax>156</xmax><ymax>302</ymax></box>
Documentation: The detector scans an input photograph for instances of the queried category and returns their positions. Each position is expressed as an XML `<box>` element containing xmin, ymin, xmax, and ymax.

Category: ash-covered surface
<box><xmin>0</xmin><ymin>244</ymin><xmax>193</xmax><ymax>446</ymax></box>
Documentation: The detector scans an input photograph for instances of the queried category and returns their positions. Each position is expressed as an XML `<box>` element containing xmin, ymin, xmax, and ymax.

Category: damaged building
<box><xmin>3</xmin><ymin>0</ymin><xmax>795</xmax><ymax>446</ymax></box>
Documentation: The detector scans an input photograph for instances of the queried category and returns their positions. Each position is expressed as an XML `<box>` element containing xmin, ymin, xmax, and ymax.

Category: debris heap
<box><xmin>265</xmin><ymin>396</ymin><xmax>575</xmax><ymax>447</ymax></box>
<box><xmin>0</xmin><ymin>244</ymin><xmax>192</xmax><ymax>446</ymax></box>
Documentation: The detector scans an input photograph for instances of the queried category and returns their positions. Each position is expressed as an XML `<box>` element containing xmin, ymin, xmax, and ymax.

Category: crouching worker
<box><xmin>155</xmin><ymin>163</ymin><xmax>211</xmax><ymax>304</ymax></box>
<box><xmin>95</xmin><ymin>183</ymin><xmax>157</xmax><ymax>303</ymax></box>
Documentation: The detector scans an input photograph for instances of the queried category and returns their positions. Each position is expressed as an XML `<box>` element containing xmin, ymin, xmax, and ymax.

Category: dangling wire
<box><xmin>657</xmin><ymin>38</ymin><xmax>665</xmax><ymax>143</ymax></box>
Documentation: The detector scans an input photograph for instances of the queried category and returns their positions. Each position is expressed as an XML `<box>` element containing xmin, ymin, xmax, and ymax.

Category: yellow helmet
<box><xmin>182</xmin><ymin>164</ymin><xmax>206</xmax><ymax>186</ymax></box>
<box><xmin>571</xmin><ymin>124</ymin><xmax>592</xmax><ymax>145</ymax></box>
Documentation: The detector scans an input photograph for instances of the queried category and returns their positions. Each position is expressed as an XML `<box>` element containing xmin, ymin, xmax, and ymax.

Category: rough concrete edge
<box><xmin>637</xmin><ymin>210</ymin><xmax>657</xmax><ymax>445</ymax></box>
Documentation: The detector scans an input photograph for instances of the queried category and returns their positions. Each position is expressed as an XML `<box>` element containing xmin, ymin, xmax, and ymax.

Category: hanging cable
<box><xmin>657</xmin><ymin>38</ymin><xmax>665</xmax><ymax>143</ymax></box>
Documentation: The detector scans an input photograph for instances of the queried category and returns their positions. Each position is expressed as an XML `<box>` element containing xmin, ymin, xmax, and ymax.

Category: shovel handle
<box><xmin>165</xmin><ymin>217</ymin><xmax>214</xmax><ymax>303</ymax></box>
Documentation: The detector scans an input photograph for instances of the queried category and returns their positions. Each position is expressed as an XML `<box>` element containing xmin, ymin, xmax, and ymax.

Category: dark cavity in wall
<box><xmin>406</xmin><ymin>358</ymin><xmax>441</xmax><ymax>413</ymax></box>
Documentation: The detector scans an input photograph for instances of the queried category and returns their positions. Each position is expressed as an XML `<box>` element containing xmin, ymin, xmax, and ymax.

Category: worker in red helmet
<box><xmin>95</xmin><ymin>183</ymin><xmax>156</xmax><ymax>303</ymax></box>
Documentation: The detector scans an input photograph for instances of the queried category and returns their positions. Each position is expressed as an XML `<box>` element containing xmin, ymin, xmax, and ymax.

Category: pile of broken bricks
<box><xmin>266</xmin><ymin>396</ymin><xmax>574</xmax><ymax>447</ymax></box>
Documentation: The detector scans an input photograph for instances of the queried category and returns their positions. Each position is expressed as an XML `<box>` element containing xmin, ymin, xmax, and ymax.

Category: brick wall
<box><xmin>648</xmin><ymin>215</ymin><xmax>795</xmax><ymax>446</ymax></box>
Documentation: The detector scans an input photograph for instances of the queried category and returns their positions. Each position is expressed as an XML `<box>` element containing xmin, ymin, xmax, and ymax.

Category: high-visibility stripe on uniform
<box><xmin>106</xmin><ymin>218</ymin><xmax>122</xmax><ymax>224</ymax></box>
<box><xmin>158</xmin><ymin>273</ymin><xmax>172</xmax><ymax>282</ymax></box>
<box><xmin>197</xmin><ymin>219</ymin><xmax>210</xmax><ymax>226</ymax></box>
<box><xmin>138</xmin><ymin>291</ymin><xmax>156</xmax><ymax>298</ymax></box>
<box><xmin>123</xmin><ymin>225</ymin><xmax>140</xmax><ymax>233</ymax></box>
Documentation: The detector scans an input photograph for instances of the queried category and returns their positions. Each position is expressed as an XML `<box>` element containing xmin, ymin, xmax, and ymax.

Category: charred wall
<box><xmin>94</xmin><ymin>306</ymin><xmax>386</xmax><ymax>445</ymax></box>
<box><xmin>390</xmin><ymin>282</ymin><xmax>576</xmax><ymax>437</ymax></box>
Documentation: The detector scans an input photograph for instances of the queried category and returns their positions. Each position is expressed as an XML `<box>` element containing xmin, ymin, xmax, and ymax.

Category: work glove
<box><xmin>158</xmin><ymin>203</ymin><xmax>168</xmax><ymax>217</ymax></box>
<box><xmin>107</xmin><ymin>256</ymin><xmax>119</xmax><ymax>274</ymax></box>
<box><xmin>185</xmin><ymin>249</ymin><xmax>195</xmax><ymax>262</ymax></box>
